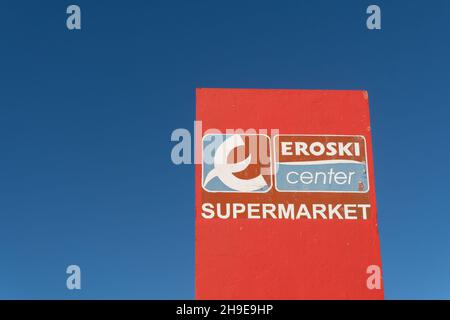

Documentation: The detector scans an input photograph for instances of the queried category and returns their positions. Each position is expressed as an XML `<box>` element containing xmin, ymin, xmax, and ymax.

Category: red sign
<box><xmin>196</xmin><ymin>88</ymin><xmax>383</xmax><ymax>299</ymax></box>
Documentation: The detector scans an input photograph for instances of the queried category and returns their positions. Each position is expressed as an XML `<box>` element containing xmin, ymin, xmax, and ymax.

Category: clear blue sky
<box><xmin>0</xmin><ymin>0</ymin><xmax>449</xmax><ymax>299</ymax></box>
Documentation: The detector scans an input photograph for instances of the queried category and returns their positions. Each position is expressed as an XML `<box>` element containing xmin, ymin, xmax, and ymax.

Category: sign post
<box><xmin>196</xmin><ymin>88</ymin><xmax>383</xmax><ymax>299</ymax></box>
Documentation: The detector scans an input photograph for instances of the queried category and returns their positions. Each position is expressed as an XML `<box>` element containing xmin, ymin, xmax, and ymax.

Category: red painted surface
<box><xmin>195</xmin><ymin>88</ymin><xmax>383</xmax><ymax>299</ymax></box>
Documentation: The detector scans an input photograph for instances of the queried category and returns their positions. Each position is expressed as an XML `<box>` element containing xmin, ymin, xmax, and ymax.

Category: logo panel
<box><xmin>202</xmin><ymin>134</ymin><xmax>272</xmax><ymax>193</ymax></box>
<box><xmin>274</xmin><ymin>135</ymin><xmax>369</xmax><ymax>193</ymax></box>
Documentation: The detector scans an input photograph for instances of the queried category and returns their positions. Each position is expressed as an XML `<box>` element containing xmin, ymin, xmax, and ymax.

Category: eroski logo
<box><xmin>202</xmin><ymin>134</ymin><xmax>272</xmax><ymax>193</ymax></box>
<box><xmin>274</xmin><ymin>135</ymin><xmax>369</xmax><ymax>193</ymax></box>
